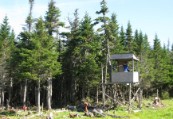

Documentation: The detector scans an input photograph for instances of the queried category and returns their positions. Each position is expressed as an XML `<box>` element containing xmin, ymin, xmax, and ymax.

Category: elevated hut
<box><xmin>110</xmin><ymin>53</ymin><xmax>139</xmax><ymax>83</ymax></box>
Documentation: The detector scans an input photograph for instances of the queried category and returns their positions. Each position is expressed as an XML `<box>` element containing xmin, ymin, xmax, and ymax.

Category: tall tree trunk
<box><xmin>20</xmin><ymin>84</ymin><xmax>23</xmax><ymax>104</ymax></box>
<box><xmin>8</xmin><ymin>78</ymin><xmax>13</xmax><ymax>106</ymax></box>
<box><xmin>1</xmin><ymin>88</ymin><xmax>4</xmax><ymax>109</ymax></box>
<box><xmin>112</xmin><ymin>84</ymin><xmax>116</xmax><ymax>104</ymax></box>
<box><xmin>101</xmin><ymin>64</ymin><xmax>105</xmax><ymax>105</ymax></box>
<box><xmin>28</xmin><ymin>0</ymin><xmax>34</xmax><ymax>32</ymax></box>
<box><xmin>82</xmin><ymin>87</ymin><xmax>85</xmax><ymax>99</ymax></box>
<box><xmin>35</xmin><ymin>87</ymin><xmax>37</xmax><ymax>107</ymax></box>
<box><xmin>23</xmin><ymin>79</ymin><xmax>27</xmax><ymax>106</ymax></box>
<box><xmin>96</xmin><ymin>86</ymin><xmax>98</xmax><ymax>104</ymax></box>
<box><xmin>1</xmin><ymin>74</ymin><xmax>5</xmax><ymax>109</ymax></box>
<box><xmin>37</xmin><ymin>80</ymin><xmax>40</xmax><ymax>113</ymax></box>
<box><xmin>7</xmin><ymin>77</ymin><xmax>13</xmax><ymax>110</ymax></box>
<box><xmin>47</xmin><ymin>77</ymin><xmax>52</xmax><ymax>110</ymax></box>
<box><xmin>71</xmin><ymin>74</ymin><xmax>76</xmax><ymax>102</ymax></box>
<box><xmin>0</xmin><ymin>89</ymin><xmax>1</xmax><ymax>107</ymax></box>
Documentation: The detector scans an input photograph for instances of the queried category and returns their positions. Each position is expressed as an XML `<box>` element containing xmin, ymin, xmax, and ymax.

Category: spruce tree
<box><xmin>151</xmin><ymin>34</ymin><xmax>168</xmax><ymax>95</ymax></box>
<box><xmin>25</xmin><ymin>0</ymin><xmax>34</xmax><ymax>32</ymax></box>
<box><xmin>45</xmin><ymin>0</ymin><xmax>64</xmax><ymax>36</ymax></box>
<box><xmin>119</xmin><ymin>26</ymin><xmax>126</xmax><ymax>51</ymax></box>
<box><xmin>133</xmin><ymin>29</ymin><xmax>139</xmax><ymax>54</ymax></box>
<box><xmin>96</xmin><ymin>0</ymin><xmax>110</xmax><ymax>105</ymax></box>
<box><xmin>135</xmin><ymin>33</ymin><xmax>153</xmax><ymax>92</ymax></box>
<box><xmin>125</xmin><ymin>21</ymin><xmax>133</xmax><ymax>52</ymax></box>
<box><xmin>108</xmin><ymin>13</ymin><xmax>123</xmax><ymax>53</ymax></box>
<box><xmin>75</xmin><ymin>13</ymin><xmax>100</xmax><ymax>100</ymax></box>
<box><xmin>0</xmin><ymin>16</ymin><xmax>15</xmax><ymax>107</ymax></box>
<box><xmin>61</xmin><ymin>9</ymin><xmax>81</xmax><ymax>103</ymax></box>
<box><xmin>31</xmin><ymin>17</ymin><xmax>61</xmax><ymax>111</ymax></box>
<box><xmin>44</xmin><ymin>0</ymin><xmax>64</xmax><ymax>109</ymax></box>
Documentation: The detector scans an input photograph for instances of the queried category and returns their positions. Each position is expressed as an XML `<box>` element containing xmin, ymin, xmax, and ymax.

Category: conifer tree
<box><xmin>45</xmin><ymin>0</ymin><xmax>64</xmax><ymax>36</ymax></box>
<box><xmin>61</xmin><ymin>9</ymin><xmax>81</xmax><ymax>103</ymax></box>
<box><xmin>151</xmin><ymin>34</ymin><xmax>168</xmax><ymax>94</ymax></box>
<box><xmin>119</xmin><ymin>26</ymin><xmax>126</xmax><ymax>50</ymax></box>
<box><xmin>21</xmin><ymin>0</ymin><xmax>35</xmax><ymax>106</ymax></box>
<box><xmin>134</xmin><ymin>33</ymin><xmax>153</xmax><ymax>92</ymax></box>
<box><xmin>0</xmin><ymin>16</ymin><xmax>15</xmax><ymax>107</ymax></box>
<box><xmin>44</xmin><ymin>0</ymin><xmax>64</xmax><ymax>109</ymax></box>
<box><xmin>133</xmin><ymin>29</ymin><xmax>139</xmax><ymax>54</ymax></box>
<box><xmin>75</xmin><ymin>13</ymin><xmax>100</xmax><ymax>99</ymax></box>
<box><xmin>31</xmin><ymin>17</ymin><xmax>61</xmax><ymax>111</ymax></box>
<box><xmin>108</xmin><ymin>13</ymin><xmax>123</xmax><ymax>53</ymax></box>
<box><xmin>169</xmin><ymin>45</ymin><xmax>173</xmax><ymax>86</ymax></box>
<box><xmin>25</xmin><ymin>0</ymin><xmax>34</xmax><ymax>32</ymax></box>
<box><xmin>125</xmin><ymin>21</ymin><xmax>133</xmax><ymax>52</ymax></box>
<box><xmin>96</xmin><ymin>0</ymin><xmax>110</xmax><ymax>105</ymax></box>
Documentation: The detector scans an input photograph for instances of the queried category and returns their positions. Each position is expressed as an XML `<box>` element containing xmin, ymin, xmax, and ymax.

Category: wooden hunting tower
<box><xmin>110</xmin><ymin>53</ymin><xmax>139</xmax><ymax>83</ymax></box>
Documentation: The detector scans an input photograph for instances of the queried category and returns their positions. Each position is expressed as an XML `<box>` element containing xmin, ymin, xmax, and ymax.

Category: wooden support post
<box><xmin>128</xmin><ymin>83</ymin><xmax>132</xmax><ymax>113</ymax></box>
<box><xmin>138</xmin><ymin>89</ymin><xmax>142</xmax><ymax>109</ymax></box>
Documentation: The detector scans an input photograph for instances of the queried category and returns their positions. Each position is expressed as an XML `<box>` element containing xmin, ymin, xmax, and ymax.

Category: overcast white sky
<box><xmin>0</xmin><ymin>0</ymin><xmax>172</xmax><ymax>48</ymax></box>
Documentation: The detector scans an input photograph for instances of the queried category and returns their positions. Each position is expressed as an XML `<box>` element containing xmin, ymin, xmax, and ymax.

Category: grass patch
<box><xmin>1</xmin><ymin>99</ymin><xmax>173</xmax><ymax>119</ymax></box>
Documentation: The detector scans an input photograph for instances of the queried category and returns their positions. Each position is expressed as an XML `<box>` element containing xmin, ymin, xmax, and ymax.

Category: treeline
<box><xmin>0</xmin><ymin>0</ymin><xmax>173</xmax><ymax>112</ymax></box>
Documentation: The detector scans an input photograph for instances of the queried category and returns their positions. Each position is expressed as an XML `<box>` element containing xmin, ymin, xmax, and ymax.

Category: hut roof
<box><xmin>110</xmin><ymin>53</ymin><xmax>139</xmax><ymax>61</ymax></box>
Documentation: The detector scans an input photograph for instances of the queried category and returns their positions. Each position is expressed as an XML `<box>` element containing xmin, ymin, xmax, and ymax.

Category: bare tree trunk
<box><xmin>6</xmin><ymin>99</ymin><xmax>9</xmax><ymax>110</ymax></box>
<box><xmin>82</xmin><ymin>88</ymin><xmax>85</xmax><ymax>99</ymax></box>
<box><xmin>71</xmin><ymin>76</ymin><xmax>77</xmax><ymax>102</ymax></box>
<box><xmin>0</xmin><ymin>90</ymin><xmax>1</xmax><ymax>107</ymax></box>
<box><xmin>35</xmin><ymin>87</ymin><xmax>37</xmax><ymax>107</ymax></box>
<box><xmin>28</xmin><ymin>0</ymin><xmax>34</xmax><ymax>32</ymax></box>
<box><xmin>47</xmin><ymin>77</ymin><xmax>52</xmax><ymax>110</ymax></box>
<box><xmin>1</xmin><ymin>88</ymin><xmax>4</xmax><ymax>109</ymax></box>
<box><xmin>101</xmin><ymin>64</ymin><xmax>105</xmax><ymax>106</ymax></box>
<box><xmin>23</xmin><ymin>79</ymin><xmax>27</xmax><ymax>106</ymax></box>
<box><xmin>8</xmin><ymin>78</ymin><xmax>13</xmax><ymax>106</ymax></box>
<box><xmin>96</xmin><ymin>86</ymin><xmax>98</xmax><ymax>104</ymax></box>
<box><xmin>112</xmin><ymin>84</ymin><xmax>116</xmax><ymax>104</ymax></box>
<box><xmin>157</xmin><ymin>89</ymin><xmax>159</xmax><ymax>98</ymax></box>
<box><xmin>37</xmin><ymin>80</ymin><xmax>40</xmax><ymax>113</ymax></box>
<box><xmin>20</xmin><ymin>84</ymin><xmax>23</xmax><ymax>104</ymax></box>
<box><xmin>1</xmin><ymin>74</ymin><xmax>6</xmax><ymax>109</ymax></box>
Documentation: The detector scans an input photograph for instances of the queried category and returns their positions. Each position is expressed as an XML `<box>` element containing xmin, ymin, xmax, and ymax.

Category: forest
<box><xmin>0</xmin><ymin>0</ymin><xmax>173</xmax><ymax>113</ymax></box>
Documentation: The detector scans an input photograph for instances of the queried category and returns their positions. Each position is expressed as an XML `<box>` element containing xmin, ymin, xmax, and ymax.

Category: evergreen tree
<box><xmin>25</xmin><ymin>0</ymin><xmax>34</xmax><ymax>32</ymax></box>
<box><xmin>133</xmin><ymin>29</ymin><xmax>139</xmax><ymax>54</ymax></box>
<box><xmin>21</xmin><ymin>0</ymin><xmax>35</xmax><ymax>106</ymax></box>
<box><xmin>151</xmin><ymin>34</ymin><xmax>170</xmax><ymax>96</ymax></box>
<box><xmin>75</xmin><ymin>13</ymin><xmax>100</xmax><ymax>100</ymax></box>
<box><xmin>45</xmin><ymin>0</ymin><xmax>64</xmax><ymax>36</ymax></box>
<box><xmin>0</xmin><ymin>16</ymin><xmax>15</xmax><ymax>107</ymax></box>
<box><xmin>125</xmin><ymin>21</ymin><xmax>133</xmax><ymax>52</ymax></box>
<box><xmin>61</xmin><ymin>9</ymin><xmax>81</xmax><ymax>103</ymax></box>
<box><xmin>119</xmin><ymin>26</ymin><xmax>126</xmax><ymax>50</ymax></box>
<box><xmin>135</xmin><ymin>33</ymin><xmax>154</xmax><ymax>92</ymax></box>
<box><xmin>153</xmin><ymin>34</ymin><xmax>162</xmax><ymax>71</ymax></box>
<box><xmin>44</xmin><ymin>0</ymin><xmax>64</xmax><ymax>109</ymax></box>
<box><xmin>169</xmin><ymin>45</ymin><xmax>173</xmax><ymax>85</ymax></box>
<box><xmin>108</xmin><ymin>13</ymin><xmax>123</xmax><ymax>53</ymax></box>
<box><xmin>31</xmin><ymin>17</ymin><xmax>61</xmax><ymax>111</ymax></box>
<box><xmin>96</xmin><ymin>0</ymin><xmax>110</xmax><ymax>105</ymax></box>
